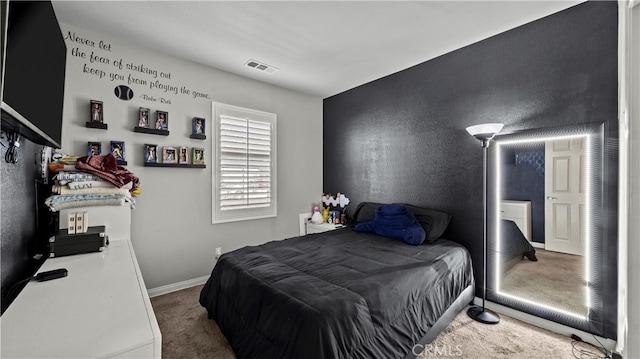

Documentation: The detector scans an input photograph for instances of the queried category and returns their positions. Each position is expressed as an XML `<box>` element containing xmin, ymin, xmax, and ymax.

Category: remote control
<box><xmin>34</xmin><ymin>268</ymin><xmax>68</xmax><ymax>281</ymax></box>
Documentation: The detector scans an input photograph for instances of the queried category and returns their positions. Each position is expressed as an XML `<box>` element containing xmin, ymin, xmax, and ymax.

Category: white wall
<box><xmin>618</xmin><ymin>1</ymin><xmax>640</xmax><ymax>357</ymax></box>
<box><xmin>626</xmin><ymin>3</ymin><xmax>640</xmax><ymax>357</ymax></box>
<box><xmin>59</xmin><ymin>24</ymin><xmax>323</xmax><ymax>289</ymax></box>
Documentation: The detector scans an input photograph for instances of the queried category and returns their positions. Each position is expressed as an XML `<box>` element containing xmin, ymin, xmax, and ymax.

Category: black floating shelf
<box><xmin>190</xmin><ymin>134</ymin><xmax>207</xmax><ymax>140</ymax></box>
<box><xmin>134</xmin><ymin>127</ymin><xmax>169</xmax><ymax>136</ymax></box>
<box><xmin>86</xmin><ymin>122</ymin><xmax>108</xmax><ymax>130</ymax></box>
<box><xmin>143</xmin><ymin>162</ymin><xmax>205</xmax><ymax>168</ymax></box>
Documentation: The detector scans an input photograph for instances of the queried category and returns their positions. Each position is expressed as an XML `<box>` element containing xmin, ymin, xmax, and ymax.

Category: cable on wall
<box><xmin>570</xmin><ymin>334</ymin><xmax>611</xmax><ymax>359</ymax></box>
<box><xmin>3</xmin><ymin>130</ymin><xmax>20</xmax><ymax>164</ymax></box>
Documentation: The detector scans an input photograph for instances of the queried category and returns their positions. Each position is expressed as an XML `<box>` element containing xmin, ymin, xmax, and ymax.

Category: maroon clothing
<box><xmin>75</xmin><ymin>154</ymin><xmax>138</xmax><ymax>192</ymax></box>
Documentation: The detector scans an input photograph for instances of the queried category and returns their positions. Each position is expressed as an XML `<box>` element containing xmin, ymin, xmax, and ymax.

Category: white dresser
<box><xmin>500</xmin><ymin>200</ymin><xmax>532</xmax><ymax>241</ymax></box>
<box><xmin>1</xmin><ymin>205</ymin><xmax>161</xmax><ymax>358</ymax></box>
<box><xmin>1</xmin><ymin>239</ymin><xmax>161</xmax><ymax>358</ymax></box>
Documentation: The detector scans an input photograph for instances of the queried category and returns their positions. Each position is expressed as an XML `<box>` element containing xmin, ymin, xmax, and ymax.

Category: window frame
<box><xmin>211</xmin><ymin>102</ymin><xmax>277</xmax><ymax>224</ymax></box>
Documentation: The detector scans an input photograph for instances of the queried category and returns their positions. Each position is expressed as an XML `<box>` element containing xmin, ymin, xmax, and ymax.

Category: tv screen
<box><xmin>1</xmin><ymin>0</ymin><xmax>66</xmax><ymax>149</ymax></box>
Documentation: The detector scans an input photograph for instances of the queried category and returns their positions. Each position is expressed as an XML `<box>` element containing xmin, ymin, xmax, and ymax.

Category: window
<box><xmin>212</xmin><ymin>102</ymin><xmax>277</xmax><ymax>223</ymax></box>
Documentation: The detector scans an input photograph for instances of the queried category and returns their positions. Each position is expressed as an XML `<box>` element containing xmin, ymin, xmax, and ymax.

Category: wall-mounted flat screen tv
<box><xmin>1</xmin><ymin>0</ymin><xmax>66</xmax><ymax>149</ymax></box>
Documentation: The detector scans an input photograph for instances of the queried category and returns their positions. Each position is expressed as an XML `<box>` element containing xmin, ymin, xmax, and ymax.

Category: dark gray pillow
<box><xmin>352</xmin><ymin>202</ymin><xmax>383</xmax><ymax>224</ymax></box>
<box><xmin>403</xmin><ymin>204</ymin><xmax>452</xmax><ymax>242</ymax></box>
<box><xmin>353</xmin><ymin>202</ymin><xmax>452</xmax><ymax>243</ymax></box>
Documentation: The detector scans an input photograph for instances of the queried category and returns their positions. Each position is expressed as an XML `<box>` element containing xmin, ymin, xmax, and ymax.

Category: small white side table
<box><xmin>306</xmin><ymin>222</ymin><xmax>345</xmax><ymax>234</ymax></box>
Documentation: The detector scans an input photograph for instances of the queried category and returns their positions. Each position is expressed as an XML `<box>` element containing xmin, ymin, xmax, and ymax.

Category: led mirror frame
<box><xmin>488</xmin><ymin>123</ymin><xmax>606</xmax><ymax>331</ymax></box>
<box><xmin>494</xmin><ymin>133</ymin><xmax>591</xmax><ymax>320</ymax></box>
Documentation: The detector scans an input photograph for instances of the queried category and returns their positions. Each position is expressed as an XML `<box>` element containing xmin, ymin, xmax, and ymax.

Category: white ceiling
<box><xmin>51</xmin><ymin>1</ymin><xmax>583</xmax><ymax>98</ymax></box>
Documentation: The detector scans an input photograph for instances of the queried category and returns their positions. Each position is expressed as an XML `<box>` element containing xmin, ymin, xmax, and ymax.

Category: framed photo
<box><xmin>192</xmin><ymin>147</ymin><xmax>205</xmax><ymax>165</ymax></box>
<box><xmin>144</xmin><ymin>144</ymin><xmax>158</xmax><ymax>163</ymax></box>
<box><xmin>110</xmin><ymin>141</ymin><xmax>126</xmax><ymax>162</ymax></box>
<box><xmin>88</xmin><ymin>141</ymin><xmax>101</xmax><ymax>156</ymax></box>
<box><xmin>192</xmin><ymin>117</ymin><xmax>205</xmax><ymax>135</ymax></box>
<box><xmin>178</xmin><ymin>146</ymin><xmax>189</xmax><ymax>164</ymax></box>
<box><xmin>162</xmin><ymin>146</ymin><xmax>177</xmax><ymax>164</ymax></box>
<box><xmin>155</xmin><ymin>111</ymin><xmax>169</xmax><ymax>130</ymax></box>
<box><xmin>90</xmin><ymin>100</ymin><xmax>103</xmax><ymax>123</ymax></box>
<box><xmin>138</xmin><ymin>107</ymin><xmax>150</xmax><ymax>128</ymax></box>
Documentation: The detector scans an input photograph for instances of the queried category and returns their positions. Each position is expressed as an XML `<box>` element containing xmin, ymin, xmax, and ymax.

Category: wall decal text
<box><xmin>64</xmin><ymin>31</ymin><xmax>211</xmax><ymax>102</ymax></box>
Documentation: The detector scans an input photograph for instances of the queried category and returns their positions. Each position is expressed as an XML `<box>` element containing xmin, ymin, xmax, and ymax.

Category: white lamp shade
<box><xmin>466</xmin><ymin>123</ymin><xmax>504</xmax><ymax>140</ymax></box>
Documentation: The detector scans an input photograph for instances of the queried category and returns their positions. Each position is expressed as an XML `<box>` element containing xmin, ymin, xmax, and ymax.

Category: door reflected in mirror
<box><xmin>494</xmin><ymin>134</ymin><xmax>591</xmax><ymax>319</ymax></box>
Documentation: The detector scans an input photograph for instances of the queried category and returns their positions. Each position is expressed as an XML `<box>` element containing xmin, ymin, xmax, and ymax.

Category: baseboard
<box><xmin>531</xmin><ymin>242</ymin><xmax>545</xmax><ymax>249</ymax></box>
<box><xmin>147</xmin><ymin>275</ymin><xmax>209</xmax><ymax>298</ymax></box>
<box><xmin>474</xmin><ymin>297</ymin><xmax>617</xmax><ymax>351</ymax></box>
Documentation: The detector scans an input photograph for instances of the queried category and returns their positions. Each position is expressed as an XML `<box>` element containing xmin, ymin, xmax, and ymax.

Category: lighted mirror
<box><xmin>486</xmin><ymin>123</ymin><xmax>605</xmax><ymax>332</ymax></box>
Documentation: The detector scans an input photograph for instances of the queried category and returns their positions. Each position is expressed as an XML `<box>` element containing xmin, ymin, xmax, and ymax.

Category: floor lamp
<box><xmin>465</xmin><ymin>123</ymin><xmax>504</xmax><ymax>325</ymax></box>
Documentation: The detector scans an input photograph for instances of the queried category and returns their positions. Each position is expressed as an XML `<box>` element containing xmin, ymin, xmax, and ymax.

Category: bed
<box><xmin>199</xmin><ymin>203</ymin><xmax>475</xmax><ymax>359</ymax></box>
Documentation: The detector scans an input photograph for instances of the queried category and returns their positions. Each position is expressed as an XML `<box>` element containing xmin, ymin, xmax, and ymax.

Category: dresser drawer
<box><xmin>500</xmin><ymin>200</ymin><xmax>532</xmax><ymax>241</ymax></box>
<box><xmin>501</xmin><ymin>203</ymin><xmax>524</xmax><ymax>219</ymax></box>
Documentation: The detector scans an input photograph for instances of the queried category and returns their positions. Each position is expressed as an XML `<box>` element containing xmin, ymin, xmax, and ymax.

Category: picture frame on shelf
<box><xmin>155</xmin><ymin>111</ymin><xmax>169</xmax><ymax>131</ymax></box>
<box><xmin>138</xmin><ymin>107</ymin><xmax>150</xmax><ymax>128</ymax></box>
<box><xmin>110</xmin><ymin>141</ymin><xmax>126</xmax><ymax>164</ymax></box>
<box><xmin>88</xmin><ymin>141</ymin><xmax>101</xmax><ymax>156</ymax></box>
<box><xmin>144</xmin><ymin>144</ymin><xmax>158</xmax><ymax>163</ymax></box>
<box><xmin>162</xmin><ymin>146</ymin><xmax>177</xmax><ymax>164</ymax></box>
<box><xmin>178</xmin><ymin>146</ymin><xmax>189</xmax><ymax>164</ymax></box>
<box><xmin>193</xmin><ymin>117</ymin><xmax>205</xmax><ymax>135</ymax></box>
<box><xmin>192</xmin><ymin>147</ymin><xmax>205</xmax><ymax>165</ymax></box>
<box><xmin>90</xmin><ymin>100</ymin><xmax>103</xmax><ymax>123</ymax></box>
<box><xmin>86</xmin><ymin>100</ymin><xmax>107</xmax><ymax>129</ymax></box>
<box><xmin>190</xmin><ymin>117</ymin><xmax>206</xmax><ymax>139</ymax></box>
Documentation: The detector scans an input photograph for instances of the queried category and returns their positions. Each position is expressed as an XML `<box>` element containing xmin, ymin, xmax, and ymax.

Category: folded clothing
<box><xmin>354</xmin><ymin>204</ymin><xmax>426</xmax><ymax>245</ymax></box>
<box><xmin>45</xmin><ymin>193</ymin><xmax>135</xmax><ymax>212</ymax></box>
<box><xmin>75</xmin><ymin>154</ymin><xmax>138</xmax><ymax>191</ymax></box>
<box><xmin>66</xmin><ymin>180</ymin><xmax>133</xmax><ymax>191</ymax></box>
<box><xmin>51</xmin><ymin>185</ymin><xmax>131</xmax><ymax>196</ymax></box>
<box><xmin>49</xmin><ymin>163</ymin><xmax>77</xmax><ymax>172</ymax></box>
<box><xmin>54</xmin><ymin>171</ymin><xmax>102</xmax><ymax>185</ymax></box>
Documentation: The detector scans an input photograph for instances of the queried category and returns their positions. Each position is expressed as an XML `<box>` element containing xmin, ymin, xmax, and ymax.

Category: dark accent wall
<box><xmin>1</xmin><ymin>136</ymin><xmax>48</xmax><ymax>314</ymax></box>
<box><xmin>323</xmin><ymin>1</ymin><xmax>617</xmax><ymax>338</ymax></box>
<box><xmin>503</xmin><ymin>144</ymin><xmax>545</xmax><ymax>244</ymax></box>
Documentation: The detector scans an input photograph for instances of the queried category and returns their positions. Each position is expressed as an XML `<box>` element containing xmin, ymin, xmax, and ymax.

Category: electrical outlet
<box><xmin>215</xmin><ymin>247</ymin><xmax>222</xmax><ymax>259</ymax></box>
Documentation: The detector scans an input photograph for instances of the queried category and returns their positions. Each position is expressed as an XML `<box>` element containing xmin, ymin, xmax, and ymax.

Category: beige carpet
<box><xmin>501</xmin><ymin>249</ymin><xmax>587</xmax><ymax>317</ymax></box>
<box><xmin>151</xmin><ymin>284</ymin><xmax>604</xmax><ymax>359</ymax></box>
<box><xmin>150</xmin><ymin>285</ymin><xmax>235</xmax><ymax>359</ymax></box>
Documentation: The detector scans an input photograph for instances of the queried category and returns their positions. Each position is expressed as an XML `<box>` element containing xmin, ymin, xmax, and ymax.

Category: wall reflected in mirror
<box><xmin>493</xmin><ymin>133</ymin><xmax>592</xmax><ymax>319</ymax></box>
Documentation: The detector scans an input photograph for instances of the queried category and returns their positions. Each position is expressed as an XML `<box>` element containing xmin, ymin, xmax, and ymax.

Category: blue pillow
<box><xmin>354</xmin><ymin>204</ymin><xmax>426</xmax><ymax>245</ymax></box>
<box><xmin>352</xmin><ymin>202</ymin><xmax>452</xmax><ymax>242</ymax></box>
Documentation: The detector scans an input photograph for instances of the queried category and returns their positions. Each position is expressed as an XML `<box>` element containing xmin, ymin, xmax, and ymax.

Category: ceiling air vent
<box><xmin>244</xmin><ymin>59</ymin><xmax>279</xmax><ymax>74</ymax></box>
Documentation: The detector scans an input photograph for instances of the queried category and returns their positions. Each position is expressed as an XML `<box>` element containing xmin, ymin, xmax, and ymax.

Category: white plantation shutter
<box><xmin>220</xmin><ymin>116</ymin><xmax>271</xmax><ymax>210</ymax></box>
<box><xmin>213</xmin><ymin>103</ymin><xmax>276</xmax><ymax>223</ymax></box>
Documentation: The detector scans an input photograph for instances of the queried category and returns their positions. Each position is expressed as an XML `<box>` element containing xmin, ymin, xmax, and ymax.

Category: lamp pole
<box><xmin>481</xmin><ymin>139</ymin><xmax>489</xmax><ymax>311</ymax></box>
<box><xmin>465</xmin><ymin>123</ymin><xmax>503</xmax><ymax>325</ymax></box>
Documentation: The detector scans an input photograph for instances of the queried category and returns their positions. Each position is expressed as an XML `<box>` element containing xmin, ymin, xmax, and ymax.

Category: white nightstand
<box><xmin>306</xmin><ymin>222</ymin><xmax>345</xmax><ymax>234</ymax></box>
<box><xmin>298</xmin><ymin>212</ymin><xmax>346</xmax><ymax>235</ymax></box>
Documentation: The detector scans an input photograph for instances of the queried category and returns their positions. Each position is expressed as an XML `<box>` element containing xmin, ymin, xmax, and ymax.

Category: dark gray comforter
<box><xmin>199</xmin><ymin>227</ymin><xmax>474</xmax><ymax>359</ymax></box>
